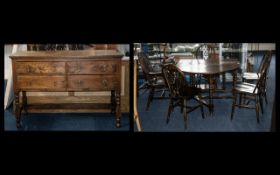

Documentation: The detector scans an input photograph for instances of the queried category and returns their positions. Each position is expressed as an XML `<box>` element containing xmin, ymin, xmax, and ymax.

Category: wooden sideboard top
<box><xmin>10</xmin><ymin>50</ymin><xmax>123</xmax><ymax>59</ymax></box>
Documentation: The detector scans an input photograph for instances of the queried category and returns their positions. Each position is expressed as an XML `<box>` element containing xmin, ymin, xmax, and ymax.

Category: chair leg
<box><xmin>200</xmin><ymin>103</ymin><xmax>205</xmax><ymax>119</ymax></box>
<box><xmin>239</xmin><ymin>93</ymin><xmax>242</xmax><ymax>107</ymax></box>
<box><xmin>243</xmin><ymin>94</ymin><xmax>247</xmax><ymax>105</ymax></box>
<box><xmin>264</xmin><ymin>91</ymin><xmax>268</xmax><ymax>104</ymax></box>
<box><xmin>263</xmin><ymin>78</ymin><xmax>268</xmax><ymax>104</ymax></box>
<box><xmin>166</xmin><ymin>99</ymin><xmax>173</xmax><ymax>124</ymax></box>
<box><xmin>138</xmin><ymin>82</ymin><xmax>148</xmax><ymax>96</ymax></box>
<box><xmin>231</xmin><ymin>92</ymin><xmax>237</xmax><ymax>121</ymax></box>
<box><xmin>222</xmin><ymin>73</ymin><xmax>226</xmax><ymax>90</ymax></box>
<box><xmin>259</xmin><ymin>94</ymin><xmax>264</xmax><ymax>114</ymax></box>
<box><xmin>183</xmin><ymin>99</ymin><xmax>188</xmax><ymax>129</ymax></box>
<box><xmin>146</xmin><ymin>87</ymin><xmax>154</xmax><ymax>111</ymax></box>
<box><xmin>255</xmin><ymin>95</ymin><xmax>260</xmax><ymax>123</ymax></box>
<box><xmin>160</xmin><ymin>89</ymin><xmax>166</xmax><ymax>97</ymax></box>
<box><xmin>198</xmin><ymin>95</ymin><xmax>205</xmax><ymax>119</ymax></box>
<box><xmin>180</xmin><ymin>99</ymin><xmax>184</xmax><ymax>113</ymax></box>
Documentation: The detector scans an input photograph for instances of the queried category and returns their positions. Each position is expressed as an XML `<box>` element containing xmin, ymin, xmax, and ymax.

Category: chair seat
<box><xmin>242</xmin><ymin>72</ymin><xmax>260</xmax><ymax>80</ymax></box>
<box><xmin>235</xmin><ymin>82</ymin><xmax>258</xmax><ymax>94</ymax></box>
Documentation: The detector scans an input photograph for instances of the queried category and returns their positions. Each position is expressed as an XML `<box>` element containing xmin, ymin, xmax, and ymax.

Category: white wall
<box><xmin>4</xmin><ymin>44</ymin><xmax>27</xmax><ymax>79</ymax></box>
<box><xmin>4</xmin><ymin>45</ymin><xmax>12</xmax><ymax>79</ymax></box>
<box><xmin>117</xmin><ymin>44</ymin><xmax>129</xmax><ymax>55</ymax></box>
<box><xmin>248</xmin><ymin>43</ymin><xmax>275</xmax><ymax>51</ymax></box>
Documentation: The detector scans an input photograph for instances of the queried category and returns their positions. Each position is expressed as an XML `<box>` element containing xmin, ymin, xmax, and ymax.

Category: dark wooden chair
<box><xmin>231</xmin><ymin>56</ymin><xmax>270</xmax><ymax>123</ymax></box>
<box><xmin>242</xmin><ymin>51</ymin><xmax>272</xmax><ymax>105</ymax></box>
<box><xmin>162</xmin><ymin>64</ymin><xmax>205</xmax><ymax>129</ymax></box>
<box><xmin>138</xmin><ymin>52</ymin><xmax>167</xmax><ymax>110</ymax></box>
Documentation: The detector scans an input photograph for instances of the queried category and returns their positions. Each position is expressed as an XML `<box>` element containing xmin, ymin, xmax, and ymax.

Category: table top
<box><xmin>176</xmin><ymin>58</ymin><xmax>240</xmax><ymax>75</ymax></box>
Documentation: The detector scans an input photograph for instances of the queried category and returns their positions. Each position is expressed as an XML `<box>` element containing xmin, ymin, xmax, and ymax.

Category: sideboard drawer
<box><xmin>67</xmin><ymin>61</ymin><xmax>119</xmax><ymax>74</ymax></box>
<box><xmin>17</xmin><ymin>76</ymin><xmax>66</xmax><ymax>90</ymax></box>
<box><xmin>68</xmin><ymin>75</ymin><xmax>120</xmax><ymax>91</ymax></box>
<box><xmin>16</xmin><ymin>62</ymin><xmax>65</xmax><ymax>74</ymax></box>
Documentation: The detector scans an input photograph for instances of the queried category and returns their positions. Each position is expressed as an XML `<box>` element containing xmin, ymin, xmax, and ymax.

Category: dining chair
<box><xmin>242</xmin><ymin>51</ymin><xmax>272</xmax><ymax>104</ymax></box>
<box><xmin>162</xmin><ymin>64</ymin><xmax>205</xmax><ymax>129</ymax></box>
<box><xmin>231</xmin><ymin>57</ymin><xmax>270</xmax><ymax>123</ymax></box>
<box><xmin>137</xmin><ymin>52</ymin><xmax>168</xmax><ymax>110</ymax></box>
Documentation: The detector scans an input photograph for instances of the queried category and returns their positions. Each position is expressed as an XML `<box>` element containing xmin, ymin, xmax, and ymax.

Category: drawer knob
<box><xmin>53</xmin><ymin>81</ymin><xmax>57</xmax><ymax>87</ymax></box>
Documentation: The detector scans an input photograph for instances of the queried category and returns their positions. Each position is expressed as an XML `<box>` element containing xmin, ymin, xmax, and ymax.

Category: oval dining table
<box><xmin>176</xmin><ymin>57</ymin><xmax>240</xmax><ymax>116</ymax></box>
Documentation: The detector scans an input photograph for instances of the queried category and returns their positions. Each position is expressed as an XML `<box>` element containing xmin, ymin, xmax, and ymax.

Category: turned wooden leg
<box><xmin>231</xmin><ymin>70</ymin><xmax>237</xmax><ymax>121</ymax></box>
<box><xmin>111</xmin><ymin>90</ymin><xmax>116</xmax><ymax>114</ymax></box>
<box><xmin>264</xmin><ymin>91</ymin><xmax>268</xmax><ymax>104</ymax></box>
<box><xmin>199</xmin><ymin>95</ymin><xmax>205</xmax><ymax>119</ymax></box>
<box><xmin>22</xmin><ymin>91</ymin><xmax>28</xmax><ymax>114</ymax></box>
<box><xmin>222</xmin><ymin>73</ymin><xmax>226</xmax><ymax>90</ymax></box>
<box><xmin>15</xmin><ymin>91</ymin><xmax>22</xmax><ymax>128</ymax></box>
<box><xmin>208</xmin><ymin>75</ymin><xmax>214</xmax><ymax>116</ymax></box>
<box><xmin>231</xmin><ymin>91</ymin><xmax>237</xmax><ymax>121</ymax></box>
<box><xmin>146</xmin><ymin>87</ymin><xmax>154</xmax><ymax>111</ymax></box>
<box><xmin>166</xmin><ymin>98</ymin><xmax>173</xmax><ymax>124</ymax></box>
<box><xmin>115</xmin><ymin>91</ymin><xmax>121</xmax><ymax>128</ymax></box>
<box><xmin>183</xmin><ymin>99</ymin><xmax>188</xmax><ymax>129</ymax></box>
<box><xmin>255</xmin><ymin>95</ymin><xmax>260</xmax><ymax>123</ymax></box>
<box><xmin>180</xmin><ymin>98</ymin><xmax>184</xmax><ymax>113</ymax></box>
<box><xmin>239</xmin><ymin>93</ymin><xmax>242</xmax><ymax>107</ymax></box>
<box><xmin>244</xmin><ymin>94</ymin><xmax>248</xmax><ymax>105</ymax></box>
<box><xmin>259</xmin><ymin>94</ymin><xmax>264</xmax><ymax>114</ymax></box>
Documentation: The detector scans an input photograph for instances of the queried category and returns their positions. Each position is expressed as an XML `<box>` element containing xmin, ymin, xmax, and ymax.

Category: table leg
<box><xmin>15</xmin><ymin>91</ymin><xmax>21</xmax><ymax>128</ymax></box>
<box><xmin>208</xmin><ymin>75</ymin><xmax>214</xmax><ymax>116</ymax></box>
<box><xmin>22</xmin><ymin>91</ymin><xmax>28</xmax><ymax>114</ymax></box>
<box><xmin>222</xmin><ymin>73</ymin><xmax>226</xmax><ymax>90</ymax></box>
<box><xmin>232</xmin><ymin>70</ymin><xmax>237</xmax><ymax>89</ymax></box>
<box><xmin>115</xmin><ymin>90</ymin><xmax>121</xmax><ymax>128</ymax></box>
<box><xmin>111</xmin><ymin>90</ymin><xmax>116</xmax><ymax>114</ymax></box>
<box><xmin>232</xmin><ymin>70</ymin><xmax>237</xmax><ymax>100</ymax></box>
<box><xmin>231</xmin><ymin>70</ymin><xmax>237</xmax><ymax>120</ymax></box>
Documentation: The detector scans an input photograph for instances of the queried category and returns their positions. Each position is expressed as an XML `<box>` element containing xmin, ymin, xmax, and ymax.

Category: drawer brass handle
<box><xmin>38</xmin><ymin>66</ymin><xmax>46</xmax><ymax>72</ymax></box>
<box><xmin>26</xmin><ymin>66</ymin><xmax>31</xmax><ymax>73</ymax></box>
<box><xmin>100</xmin><ymin>65</ymin><xmax>108</xmax><ymax>72</ymax></box>
<box><xmin>53</xmin><ymin>81</ymin><xmax>57</xmax><ymax>87</ymax></box>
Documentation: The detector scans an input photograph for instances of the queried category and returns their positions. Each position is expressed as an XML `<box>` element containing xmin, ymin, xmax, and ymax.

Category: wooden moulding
<box><xmin>28</xmin><ymin>103</ymin><xmax>111</xmax><ymax>110</ymax></box>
